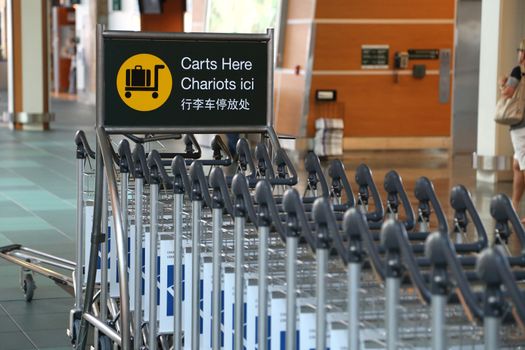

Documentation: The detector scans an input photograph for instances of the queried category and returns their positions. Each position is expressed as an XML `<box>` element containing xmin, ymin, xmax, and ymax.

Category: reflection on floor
<box><xmin>0</xmin><ymin>92</ymin><xmax>518</xmax><ymax>349</ymax></box>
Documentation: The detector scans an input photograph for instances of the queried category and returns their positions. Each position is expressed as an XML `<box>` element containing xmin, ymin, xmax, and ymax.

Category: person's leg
<box><xmin>512</xmin><ymin>158</ymin><xmax>524</xmax><ymax>211</ymax></box>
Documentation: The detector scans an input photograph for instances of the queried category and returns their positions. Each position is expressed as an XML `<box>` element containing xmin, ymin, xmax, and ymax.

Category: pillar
<box><xmin>4</xmin><ymin>0</ymin><xmax>53</xmax><ymax>130</ymax></box>
<box><xmin>475</xmin><ymin>0</ymin><xmax>525</xmax><ymax>183</ymax></box>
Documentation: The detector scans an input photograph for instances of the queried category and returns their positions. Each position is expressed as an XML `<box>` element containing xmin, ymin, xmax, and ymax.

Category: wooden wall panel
<box><xmin>141</xmin><ymin>0</ymin><xmax>184</xmax><ymax>32</ymax></box>
<box><xmin>316</xmin><ymin>0</ymin><xmax>455</xmax><ymax>19</ymax></box>
<box><xmin>308</xmin><ymin>75</ymin><xmax>451</xmax><ymax>137</ymax></box>
<box><xmin>313</xmin><ymin>23</ymin><xmax>454</xmax><ymax>71</ymax></box>
<box><xmin>274</xmin><ymin>73</ymin><xmax>306</xmax><ymax>136</ymax></box>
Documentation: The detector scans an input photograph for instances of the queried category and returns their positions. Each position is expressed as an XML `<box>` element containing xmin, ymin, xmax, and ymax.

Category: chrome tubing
<box><xmin>348</xmin><ymin>263</ymin><xmax>361</xmax><ymax>350</ymax></box>
<box><xmin>134</xmin><ymin>177</ymin><xmax>143</xmax><ymax>350</ymax></box>
<box><xmin>96</xmin><ymin>127</ymin><xmax>131</xmax><ymax>350</ymax></box>
<box><xmin>286</xmin><ymin>236</ymin><xmax>298</xmax><ymax>350</ymax></box>
<box><xmin>212</xmin><ymin>207</ymin><xmax>223</xmax><ymax>350</ymax></box>
<box><xmin>386</xmin><ymin>277</ymin><xmax>400</xmax><ymax>350</ymax></box>
<box><xmin>258</xmin><ymin>225</ymin><xmax>269</xmax><ymax>350</ymax></box>
<box><xmin>431</xmin><ymin>295</ymin><xmax>446</xmax><ymax>350</ymax></box>
<box><xmin>484</xmin><ymin>317</ymin><xmax>500</xmax><ymax>350</ymax></box>
<box><xmin>173</xmin><ymin>193</ymin><xmax>184</xmax><ymax>350</ymax></box>
<box><xmin>192</xmin><ymin>199</ymin><xmax>202</xmax><ymax>349</ymax></box>
<box><xmin>99</xmin><ymin>177</ymin><xmax>109</xmax><ymax>350</ymax></box>
<box><xmin>316</xmin><ymin>248</ymin><xmax>328</xmax><ymax>350</ymax></box>
<box><xmin>149</xmin><ymin>183</ymin><xmax>159</xmax><ymax>350</ymax></box>
<box><xmin>234</xmin><ymin>216</ymin><xmax>245</xmax><ymax>350</ymax></box>
<box><xmin>75</xmin><ymin>158</ymin><xmax>84</xmax><ymax>309</ymax></box>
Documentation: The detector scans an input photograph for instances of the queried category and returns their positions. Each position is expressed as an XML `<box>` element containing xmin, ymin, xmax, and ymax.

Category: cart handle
<box><xmin>189</xmin><ymin>161</ymin><xmax>212</xmax><ymax>208</ymax></box>
<box><xmin>414</xmin><ymin>177</ymin><xmax>449</xmax><ymax>234</ymax></box>
<box><xmin>478</xmin><ymin>247</ymin><xmax>525</xmax><ymax>323</ymax></box>
<box><xmin>183</xmin><ymin>134</ymin><xmax>202</xmax><ymax>160</ymax></box>
<box><xmin>355</xmin><ymin>164</ymin><xmax>385</xmax><ymax>225</ymax></box>
<box><xmin>211</xmin><ymin>135</ymin><xmax>233</xmax><ymax>166</ymax></box>
<box><xmin>384</xmin><ymin>170</ymin><xmax>415</xmax><ymax>230</ymax></box>
<box><xmin>312</xmin><ymin>197</ymin><xmax>347</xmax><ymax>263</ymax></box>
<box><xmin>328</xmin><ymin>159</ymin><xmax>355</xmax><ymax>209</ymax></box>
<box><xmin>209</xmin><ymin>167</ymin><xmax>233</xmax><ymax>216</ymax></box>
<box><xmin>273</xmin><ymin>148</ymin><xmax>298</xmax><ymax>186</ymax></box>
<box><xmin>171</xmin><ymin>155</ymin><xmax>190</xmax><ymax>196</ymax></box>
<box><xmin>132</xmin><ymin>144</ymin><xmax>150</xmax><ymax>183</ymax></box>
<box><xmin>424</xmin><ymin>232</ymin><xmax>450</xmax><ymax>296</ymax></box>
<box><xmin>450</xmin><ymin>185</ymin><xmax>487</xmax><ymax>251</ymax></box>
<box><xmin>74</xmin><ymin>130</ymin><xmax>95</xmax><ymax>159</ymax></box>
<box><xmin>282</xmin><ymin>188</ymin><xmax>316</xmax><ymax>250</ymax></box>
<box><xmin>304</xmin><ymin>152</ymin><xmax>329</xmax><ymax>197</ymax></box>
<box><xmin>342</xmin><ymin>208</ymin><xmax>367</xmax><ymax>264</ymax></box>
<box><xmin>382</xmin><ymin>220</ymin><xmax>432</xmax><ymax>303</ymax></box>
<box><xmin>255</xmin><ymin>179</ymin><xmax>285</xmax><ymax>241</ymax></box>
<box><xmin>255</xmin><ymin>143</ymin><xmax>275</xmax><ymax>179</ymax></box>
<box><xmin>147</xmin><ymin>150</ymin><xmax>173</xmax><ymax>188</ymax></box>
<box><xmin>231</xmin><ymin>173</ymin><xmax>257</xmax><ymax>225</ymax></box>
<box><xmin>117</xmin><ymin>139</ymin><xmax>134</xmax><ymax>176</ymax></box>
<box><xmin>236</xmin><ymin>138</ymin><xmax>257</xmax><ymax>180</ymax></box>
<box><xmin>490</xmin><ymin>194</ymin><xmax>525</xmax><ymax>255</ymax></box>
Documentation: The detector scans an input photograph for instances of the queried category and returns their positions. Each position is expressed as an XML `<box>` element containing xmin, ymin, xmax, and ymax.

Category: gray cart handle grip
<box><xmin>355</xmin><ymin>164</ymin><xmax>385</xmax><ymax>224</ymax></box>
<box><xmin>211</xmin><ymin>135</ymin><xmax>233</xmax><ymax>166</ymax></box>
<box><xmin>74</xmin><ymin>130</ymin><xmax>95</xmax><ymax>159</ymax></box>
<box><xmin>477</xmin><ymin>247</ymin><xmax>525</xmax><ymax>323</ymax></box>
<box><xmin>343</xmin><ymin>208</ymin><xmax>367</xmax><ymax>263</ymax></box>
<box><xmin>189</xmin><ymin>161</ymin><xmax>212</xmax><ymax>207</ymax></box>
<box><xmin>255</xmin><ymin>143</ymin><xmax>275</xmax><ymax>179</ymax></box>
<box><xmin>450</xmin><ymin>185</ymin><xmax>487</xmax><ymax>250</ymax></box>
<box><xmin>147</xmin><ymin>150</ymin><xmax>173</xmax><ymax>187</ymax></box>
<box><xmin>312</xmin><ymin>197</ymin><xmax>347</xmax><ymax>263</ymax></box>
<box><xmin>183</xmin><ymin>134</ymin><xmax>202</xmax><ymax>160</ymax></box>
<box><xmin>381</xmin><ymin>220</ymin><xmax>432</xmax><ymax>303</ymax></box>
<box><xmin>384</xmin><ymin>170</ymin><xmax>415</xmax><ymax>230</ymax></box>
<box><xmin>424</xmin><ymin>232</ymin><xmax>449</xmax><ymax>295</ymax></box>
<box><xmin>328</xmin><ymin>160</ymin><xmax>355</xmax><ymax>209</ymax></box>
<box><xmin>209</xmin><ymin>167</ymin><xmax>233</xmax><ymax>216</ymax></box>
<box><xmin>282</xmin><ymin>188</ymin><xmax>316</xmax><ymax>250</ymax></box>
<box><xmin>231</xmin><ymin>173</ymin><xmax>257</xmax><ymax>224</ymax></box>
<box><xmin>255</xmin><ymin>179</ymin><xmax>285</xmax><ymax>241</ymax></box>
<box><xmin>305</xmin><ymin>152</ymin><xmax>329</xmax><ymax>197</ymax></box>
<box><xmin>490</xmin><ymin>194</ymin><xmax>525</xmax><ymax>254</ymax></box>
<box><xmin>273</xmin><ymin>148</ymin><xmax>298</xmax><ymax>186</ymax></box>
<box><xmin>132</xmin><ymin>144</ymin><xmax>150</xmax><ymax>182</ymax></box>
<box><xmin>414</xmin><ymin>177</ymin><xmax>449</xmax><ymax>234</ymax></box>
<box><xmin>117</xmin><ymin>139</ymin><xmax>134</xmax><ymax>176</ymax></box>
<box><xmin>171</xmin><ymin>155</ymin><xmax>190</xmax><ymax>196</ymax></box>
<box><xmin>236</xmin><ymin>138</ymin><xmax>257</xmax><ymax>179</ymax></box>
<box><xmin>426</xmin><ymin>232</ymin><xmax>483</xmax><ymax>320</ymax></box>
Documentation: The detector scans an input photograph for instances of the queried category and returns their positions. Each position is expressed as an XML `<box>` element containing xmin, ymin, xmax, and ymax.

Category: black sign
<box><xmin>408</xmin><ymin>49</ymin><xmax>439</xmax><ymax>60</ymax></box>
<box><xmin>102</xmin><ymin>33</ymin><xmax>269</xmax><ymax>130</ymax></box>
<box><xmin>361</xmin><ymin>46</ymin><xmax>389</xmax><ymax>67</ymax></box>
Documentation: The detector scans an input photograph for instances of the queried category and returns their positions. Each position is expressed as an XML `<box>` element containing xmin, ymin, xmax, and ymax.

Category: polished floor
<box><xmin>0</xmin><ymin>91</ymin><xmax>518</xmax><ymax>349</ymax></box>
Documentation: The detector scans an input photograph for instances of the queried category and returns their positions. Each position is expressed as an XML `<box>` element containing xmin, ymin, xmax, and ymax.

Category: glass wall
<box><xmin>206</xmin><ymin>0</ymin><xmax>279</xmax><ymax>33</ymax></box>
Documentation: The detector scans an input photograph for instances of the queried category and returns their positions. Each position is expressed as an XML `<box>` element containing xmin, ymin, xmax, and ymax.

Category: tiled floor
<box><xmin>0</xmin><ymin>90</ymin><xmax>519</xmax><ymax>348</ymax></box>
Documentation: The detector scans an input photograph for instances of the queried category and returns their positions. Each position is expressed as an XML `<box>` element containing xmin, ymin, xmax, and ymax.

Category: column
<box><xmin>475</xmin><ymin>0</ymin><xmax>525</xmax><ymax>183</ymax></box>
<box><xmin>5</xmin><ymin>0</ymin><xmax>53</xmax><ymax>130</ymax></box>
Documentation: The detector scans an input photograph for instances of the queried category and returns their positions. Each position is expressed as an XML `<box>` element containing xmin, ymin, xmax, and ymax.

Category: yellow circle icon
<box><xmin>116</xmin><ymin>54</ymin><xmax>172</xmax><ymax>111</ymax></box>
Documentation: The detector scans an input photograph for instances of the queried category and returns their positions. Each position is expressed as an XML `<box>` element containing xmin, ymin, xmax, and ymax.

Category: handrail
<box><xmin>95</xmin><ymin>127</ymin><xmax>131</xmax><ymax>350</ymax></box>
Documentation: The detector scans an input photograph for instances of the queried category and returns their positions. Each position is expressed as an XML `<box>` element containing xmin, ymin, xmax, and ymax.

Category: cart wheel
<box><xmin>125</xmin><ymin>91</ymin><xmax>131</xmax><ymax>98</ymax></box>
<box><xmin>23</xmin><ymin>274</ymin><xmax>35</xmax><ymax>302</ymax></box>
<box><xmin>152</xmin><ymin>92</ymin><xmax>158</xmax><ymax>99</ymax></box>
<box><xmin>98</xmin><ymin>334</ymin><xmax>112</xmax><ymax>350</ymax></box>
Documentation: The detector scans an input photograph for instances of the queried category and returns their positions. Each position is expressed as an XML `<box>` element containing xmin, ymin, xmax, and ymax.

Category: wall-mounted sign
<box><xmin>361</xmin><ymin>45</ymin><xmax>389</xmax><ymax>69</ymax></box>
<box><xmin>101</xmin><ymin>32</ymin><xmax>271</xmax><ymax>131</ymax></box>
<box><xmin>408</xmin><ymin>49</ymin><xmax>439</xmax><ymax>60</ymax></box>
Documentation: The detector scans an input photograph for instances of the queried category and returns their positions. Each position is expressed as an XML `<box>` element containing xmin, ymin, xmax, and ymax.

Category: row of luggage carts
<box><xmin>1</xmin><ymin>129</ymin><xmax>525</xmax><ymax>350</ymax></box>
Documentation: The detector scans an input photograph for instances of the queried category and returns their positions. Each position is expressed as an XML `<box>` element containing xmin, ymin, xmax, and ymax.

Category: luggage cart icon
<box><xmin>125</xmin><ymin>64</ymin><xmax>165</xmax><ymax>99</ymax></box>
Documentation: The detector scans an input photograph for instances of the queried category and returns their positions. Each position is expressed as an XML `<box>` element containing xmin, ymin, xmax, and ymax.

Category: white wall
<box><xmin>107</xmin><ymin>0</ymin><xmax>140</xmax><ymax>31</ymax></box>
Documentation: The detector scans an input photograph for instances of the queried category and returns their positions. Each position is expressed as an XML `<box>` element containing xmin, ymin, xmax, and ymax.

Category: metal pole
<box><xmin>258</xmin><ymin>225</ymin><xmax>269</xmax><ymax>350</ymax></box>
<box><xmin>316</xmin><ymin>248</ymin><xmax>328</xmax><ymax>350</ymax></box>
<box><xmin>484</xmin><ymin>317</ymin><xmax>500</xmax><ymax>350</ymax></box>
<box><xmin>192</xmin><ymin>200</ymin><xmax>202</xmax><ymax>350</ymax></box>
<box><xmin>134</xmin><ymin>177</ymin><xmax>143</xmax><ymax>350</ymax></box>
<box><xmin>212</xmin><ymin>208</ymin><xmax>223</xmax><ymax>350</ymax></box>
<box><xmin>149</xmin><ymin>183</ymin><xmax>159</xmax><ymax>350</ymax></box>
<box><xmin>98</xmin><ymin>178</ymin><xmax>109</xmax><ymax>350</ymax></box>
<box><xmin>234</xmin><ymin>216</ymin><xmax>245</xmax><ymax>350</ymax></box>
<box><xmin>75</xmin><ymin>158</ymin><xmax>84</xmax><ymax>309</ymax></box>
<box><xmin>348</xmin><ymin>263</ymin><xmax>361</xmax><ymax>350</ymax></box>
<box><xmin>286</xmin><ymin>236</ymin><xmax>298</xmax><ymax>350</ymax></box>
<box><xmin>431</xmin><ymin>295</ymin><xmax>446</xmax><ymax>350</ymax></box>
<box><xmin>386</xmin><ymin>277</ymin><xmax>400</xmax><ymax>350</ymax></box>
<box><xmin>173</xmin><ymin>193</ymin><xmax>183</xmax><ymax>350</ymax></box>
